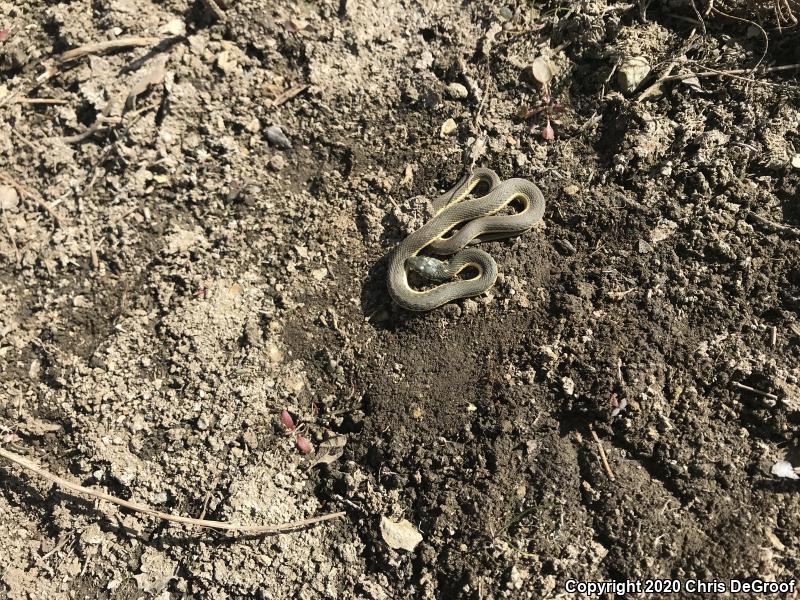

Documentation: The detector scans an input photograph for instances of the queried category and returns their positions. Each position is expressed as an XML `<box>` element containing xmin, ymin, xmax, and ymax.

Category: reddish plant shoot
<box><xmin>542</xmin><ymin>118</ymin><xmax>555</xmax><ymax>141</ymax></box>
<box><xmin>281</xmin><ymin>409</ymin><xmax>296</xmax><ymax>431</ymax></box>
<box><xmin>295</xmin><ymin>435</ymin><xmax>313</xmax><ymax>454</ymax></box>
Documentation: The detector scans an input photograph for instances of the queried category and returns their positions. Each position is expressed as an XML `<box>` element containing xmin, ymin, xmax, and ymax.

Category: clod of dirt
<box><xmin>380</xmin><ymin>517</ymin><xmax>423</xmax><ymax>551</ymax></box>
<box><xmin>269</xmin><ymin>155</ymin><xmax>287</xmax><ymax>171</ymax></box>
<box><xmin>440</xmin><ymin>118</ymin><xmax>457</xmax><ymax>137</ymax></box>
<box><xmin>617</xmin><ymin>56</ymin><xmax>650</xmax><ymax>94</ymax></box>
<box><xmin>134</xmin><ymin>547</ymin><xmax>177</xmax><ymax>594</ymax></box>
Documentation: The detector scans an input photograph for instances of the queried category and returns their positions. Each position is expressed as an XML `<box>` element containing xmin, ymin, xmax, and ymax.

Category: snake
<box><xmin>387</xmin><ymin>167</ymin><xmax>545</xmax><ymax>311</ymax></box>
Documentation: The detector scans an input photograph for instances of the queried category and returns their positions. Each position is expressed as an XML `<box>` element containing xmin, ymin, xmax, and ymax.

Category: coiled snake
<box><xmin>387</xmin><ymin>167</ymin><xmax>545</xmax><ymax>311</ymax></box>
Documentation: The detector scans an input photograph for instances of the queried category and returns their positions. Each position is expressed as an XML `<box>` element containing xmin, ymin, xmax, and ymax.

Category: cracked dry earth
<box><xmin>1</xmin><ymin>0</ymin><xmax>800</xmax><ymax>598</ymax></box>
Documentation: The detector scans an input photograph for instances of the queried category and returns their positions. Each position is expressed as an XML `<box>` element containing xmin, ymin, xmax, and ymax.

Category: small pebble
<box><xmin>446</xmin><ymin>82</ymin><xmax>468</xmax><ymax>99</ymax></box>
<box><xmin>440</xmin><ymin>118</ymin><xmax>457</xmax><ymax>137</ymax></box>
<box><xmin>269</xmin><ymin>155</ymin><xmax>286</xmax><ymax>171</ymax></box>
<box><xmin>266</xmin><ymin>125</ymin><xmax>291</xmax><ymax>149</ymax></box>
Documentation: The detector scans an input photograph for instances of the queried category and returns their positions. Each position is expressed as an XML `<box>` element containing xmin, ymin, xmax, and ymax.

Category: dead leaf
<box><xmin>526</xmin><ymin>56</ymin><xmax>553</xmax><ymax>85</ymax></box>
<box><xmin>313</xmin><ymin>433</ymin><xmax>347</xmax><ymax>465</ymax></box>
<box><xmin>400</xmin><ymin>164</ymin><xmax>413</xmax><ymax>187</ymax></box>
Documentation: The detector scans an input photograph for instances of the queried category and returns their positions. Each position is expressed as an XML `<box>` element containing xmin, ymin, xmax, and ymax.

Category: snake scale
<box><xmin>387</xmin><ymin>167</ymin><xmax>545</xmax><ymax>311</ymax></box>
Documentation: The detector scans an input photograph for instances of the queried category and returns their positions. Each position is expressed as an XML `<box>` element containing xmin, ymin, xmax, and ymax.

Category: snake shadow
<box><xmin>358</xmin><ymin>212</ymin><xmax>430</xmax><ymax>330</ymax></box>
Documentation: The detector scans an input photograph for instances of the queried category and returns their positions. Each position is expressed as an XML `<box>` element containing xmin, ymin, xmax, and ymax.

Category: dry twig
<box><xmin>660</xmin><ymin>62</ymin><xmax>800</xmax><ymax>82</ymax></box>
<box><xmin>13</xmin><ymin>98</ymin><xmax>69</xmax><ymax>106</ymax></box>
<box><xmin>746</xmin><ymin>210</ymin><xmax>800</xmax><ymax>237</ymax></box>
<box><xmin>268</xmin><ymin>84</ymin><xmax>309</xmax><ymax>108</ymax></box>
<box><xmin>0</xmin><ymin>447</ymin><xmax>345</xmax><ymax>534</ymax></box>
<box><xmin>732</xmin><ymin>381</ymin><xmax>778</xmax><ymax>400</ymax></box>
<box><xmin>57</xmin><ymin>37</ymin><xmax>162</xmax><ymax>63</ymax></box>
<box><xmin>589</xmin><ymin>424</ymin><xmax>616</xmax><ymax>481</ymax></box>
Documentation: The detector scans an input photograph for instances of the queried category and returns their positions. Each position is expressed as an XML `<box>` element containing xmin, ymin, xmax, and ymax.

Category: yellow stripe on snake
<box><xmin>387</xmin><ymin>167</ymin><xmax>546</xmax><ymax>311</ymax></box>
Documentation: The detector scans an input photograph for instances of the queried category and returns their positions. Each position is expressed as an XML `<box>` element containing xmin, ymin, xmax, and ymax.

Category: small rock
<box><xmin>81</xmin><ymin>524</ymin><xmax>105</xmax><ymax>545</ymax></box>
<box><xmin>380</xmin><ymin>517</ymin><xmax>423</xmax><ymax>551</ymax></box>
<box><xmin>266</xmin><ymin>125</ymin><xmax>291</xmax><ymax>149</ymax></box>
<box><xmin>245</xmin><ymin>116</ymin><xmax>261</xmax><ymax>133</ymax></box>
<box><xmin>463</xmin><ymin>299</ymin><xmax>478</xmax><ymax>315</ymax></box>
<box><xmin>507</xmin><ymin>565</ymin><xmax>528</xmax><ymax>590</ymax></box>
<box><xmin>421</xmin><ymin>89</ymin><xmax>440</xmax><ymax>109</ymax></box>
<box><xmin>242</xmin><ymin>430</ymin><xmax>258</xmax><ymax>449</ymax></box>
<box><xmin>445</xmin><ymin>82</ymin><xmax>468</xmax><ymax>99</ymax></box>
<box><xmin>499</xmin><ymin>6</ymin><xmax>514</xmax><ymax>20</ymax></box>
<box><xmin>442</xmin><ymin>303</ymin><xmax>461</xmax><ymax>319</ymax></box>
<box><xmin>651</xmin><ymin>218</ymin><xmax>678</xmax><ymax>243</ymax></box>
<box><xmin>414</xmin><ymin>50</ymin><xmax>434</xmax><ymax>71</ymax></box>
<box><xmin>440</xmin><ymin>118</ymin><xmax>457</xmax><ymax>137</ymax></box>
<box><xmin>216</xmin><ymin>50</ymin><xmax>237</xmax><ymax>74</ymax></box>
<box><xmin>638</xmin><ymin>239</ymin><xmax>653</xmax><ymax>253</ymax></box>
<box><xmin>771</xmin><ymin>460</ymin><xmax>799</xmax><ymax>479</ymax></box>
<box><xmin>269</xmin><ymin>155</ymin><xmax>286</xmax><ymax>171</ymax></box>
<box><xmin>561</xmin><ymin>376</ymin><xmax>575</xmax><ymax>396</ymax></box>
<box><xmin>556</xmin><ymin>238</ymin><xmax>576</xmax><ymax>255</ymax></box>
<box><xmin>617</xmin><ymin>56</ymin><xmax>651</xmax><ymax>94</ymax></box>
<box><xmin>0</xmin><ymin>185</ymin><xmax>18</xmax><ymax>210</ymax></box>
<box><xmin>515</xmin><ymin>152</ymin><xmax>527</xmax><ymax>167</ymax></box>
<box><xmin>791</xmin><ymin>154</ymin><xmax>800</xmax><ymax>169</ymax></box>
<box><xmin>159</xmin><ymin>19</ymin><xmax>186</xmax><ymax>36</ymax></box>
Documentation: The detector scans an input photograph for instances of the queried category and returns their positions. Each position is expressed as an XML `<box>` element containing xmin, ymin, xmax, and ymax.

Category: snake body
<box><xmin>387</xmin><ymin>168</ymin><xmax>545</xmax><ymax>311</ymax></box>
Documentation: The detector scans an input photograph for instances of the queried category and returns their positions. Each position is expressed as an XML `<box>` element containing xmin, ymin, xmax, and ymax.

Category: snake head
<box><xmin>405</xmin><ymin>256</ymin><xmax>453</xmax><ymax>282</ymax></box>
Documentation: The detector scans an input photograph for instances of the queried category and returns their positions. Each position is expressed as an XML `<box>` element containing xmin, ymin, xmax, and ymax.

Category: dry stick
<box><xmin>732</xmin><ymin>381</ymin><xmax>778</xmax><ymax>401</ymax></box>
<box><xmin>747</xmin><ymin>210</ymin><xmax>800</xmax><ymax>237</ymax></box>
<box><xmin>84</xmin><ymin>218</ymin><xmax>99</xmax><ymax>271</ymax></box>
<box><xmin>588</xmin><ymin>425</ymin><xmax>616</xmax><ymax>481</ymax></box>
<box><xmin>57</xmin><ymin>37</ymin><xmax>162</xmax><ymax>63</ymax></box>
<box><xmin>660</xmin><ymin>63</ymin><xmax>800</xmax><ymax>82</ymax></box>
<box><xmin>0</xmin><ymin>447</ymin><xmax>345</xmax><ymax>534</ymax></box>
<box><xmin>269</xmin><ymin>84</ymin><xmax>309</xmax><ymax>108</ymax></box>
<box><xmin>13</xmin><ymin>98</ymin><xmax>69</xmax><ymax>105</ymax></box>
<box><xmin>711</xmin><ymin>6</ymin><xmax>769</xmax><ymax>71</ymax></box>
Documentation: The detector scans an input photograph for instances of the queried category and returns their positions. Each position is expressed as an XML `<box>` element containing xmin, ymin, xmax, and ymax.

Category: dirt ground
<box><xmin>1</xmin><ymin>0</ymin><xmax>799</xmax><ymax>598</ymax></box>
